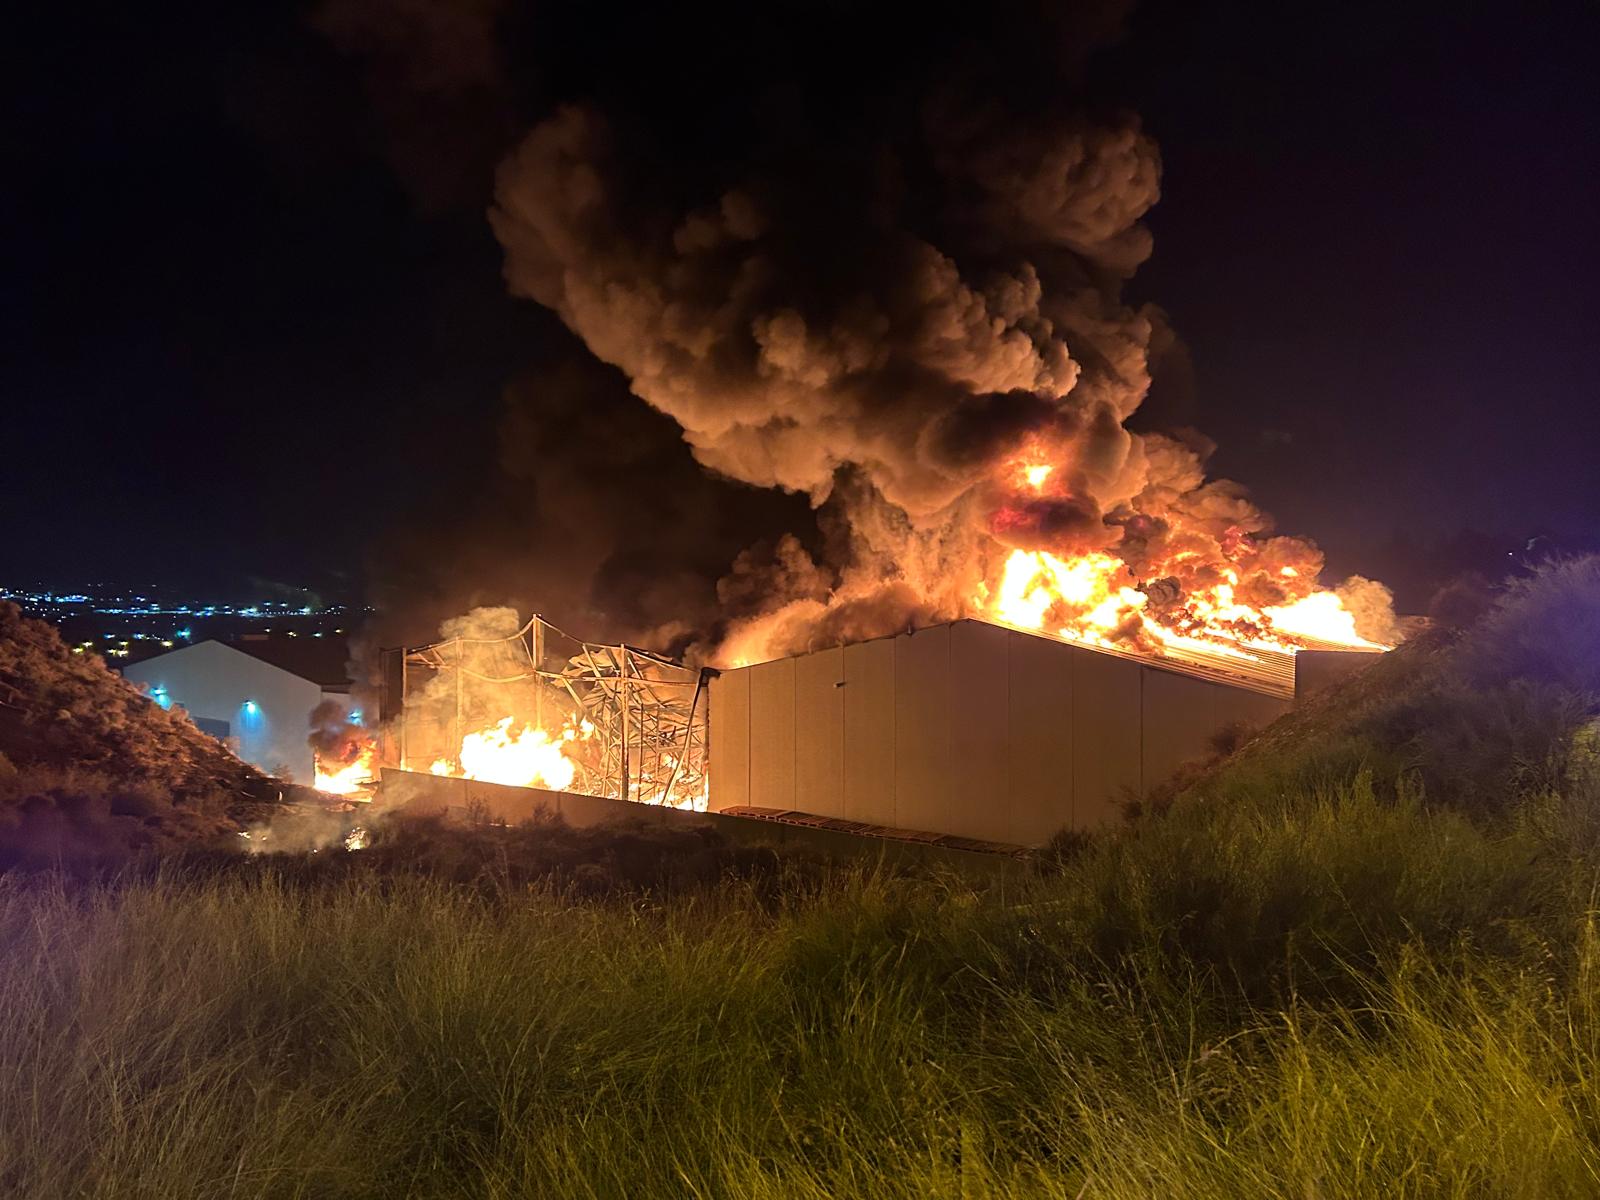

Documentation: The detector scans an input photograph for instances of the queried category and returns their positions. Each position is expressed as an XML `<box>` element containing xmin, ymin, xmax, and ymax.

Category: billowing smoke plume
<box><xmin>319</xmin><ymin>0</ymin><xmax>1395</xmax><ymax>661</ymax></box>
<box><xmin>482</xmin><ymin>2</ymin><xmax>1394</xmax><ymax>661</ymax></box>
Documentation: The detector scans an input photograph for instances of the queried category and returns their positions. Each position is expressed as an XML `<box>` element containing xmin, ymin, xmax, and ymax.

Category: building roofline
<box><xmin>720</xmin><ymin>615</ymin><xmax>1336</xmax><ymax>700</ymax></box>
<box><xmin>123</xmin><ymin>637</ymin><xmax>349</xmax><ymax>689</ymax></box>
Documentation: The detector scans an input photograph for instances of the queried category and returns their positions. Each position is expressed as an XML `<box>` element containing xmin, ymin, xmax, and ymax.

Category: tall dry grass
<box><xmin>2</xmin><ymin>767</ymin><xmax>1599</xmax><ymax>1198</ymax></box>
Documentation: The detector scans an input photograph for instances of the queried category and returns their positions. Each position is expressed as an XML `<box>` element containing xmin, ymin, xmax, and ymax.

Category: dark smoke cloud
<box><xmin>361</xmin><ymin>355</ymin><xmax>814</xmax><ymax>653</ymax></box>
<box><xmin>489</xmin><ymin>98</ymin><xmax>1161</xmax><ymax>521</ymax></box>
<box><xmin>326</xmin><ymin>0</ymin><xmax>1394</xmax><ymax>662</ymax></box>
<box><xmin>314</xmin><ymin>0</ymin><xmax>517</xmax><ymax>211</ymax></box>
<box><xmin>478</xmin><ymin>3</ymin><xmax>1183</xmax><ymax>656</ymax></box>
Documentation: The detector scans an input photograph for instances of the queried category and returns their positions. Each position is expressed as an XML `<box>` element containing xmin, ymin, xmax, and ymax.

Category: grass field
<box><xmin>4</xmin><ymin>559</ymin><xmax>1600</xmax><ymax>1197</ymax></box>
<box><xmin>4</xmin><ymin>770</ymin><xmax>1600</xmax><ymax>1198</ymax></box>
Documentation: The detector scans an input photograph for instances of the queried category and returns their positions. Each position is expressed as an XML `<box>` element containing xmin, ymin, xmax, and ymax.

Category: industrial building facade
<box><xmin>706</xmin><ymin>619</ymin><xmax>1291</xmax><ymax>847</ymax></box>
<box><xmin>124</xmin><ymin>639</ymin><xmax>356</xmax><ymax>781</ymax></box>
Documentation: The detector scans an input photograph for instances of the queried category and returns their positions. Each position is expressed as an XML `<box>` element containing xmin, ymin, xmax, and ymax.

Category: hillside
<box><xmin>1134</xmin><ymin>558</ymin><xmax>1600</xmax><ymax>827</ymax></box>
<box><xmin>0</xmin><ymin>602</ymin><xmax>285</xmax><ymax>866</ymax></box>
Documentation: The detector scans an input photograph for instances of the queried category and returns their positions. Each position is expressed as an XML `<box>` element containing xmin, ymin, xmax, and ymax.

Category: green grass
<box><xmin>4</xmin><ymin>771</ymin><xmax>1600</xmax><ymax>1199</ymax></box>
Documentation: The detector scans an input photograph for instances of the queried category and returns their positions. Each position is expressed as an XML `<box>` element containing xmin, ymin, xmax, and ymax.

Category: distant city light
<box><xmin>175</xmin><ymin>627</ymin><xmax>193</xmax><ymax>640</ymax></box>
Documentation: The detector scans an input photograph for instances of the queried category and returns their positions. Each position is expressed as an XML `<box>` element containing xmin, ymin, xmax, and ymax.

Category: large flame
<box><xmin>982</xmin><ymin>545</ymin><xmax>1387</xmax><ymax>658</ymax></box>
<box><xmin>430</xmin><ymin>715</ymin><xmax>594</xmax><ymax>791</ymax></box>
<box><xmin>979</xmin><ymin>445</ymin><xmax>1391</xmax><ymax>660</ymax></box>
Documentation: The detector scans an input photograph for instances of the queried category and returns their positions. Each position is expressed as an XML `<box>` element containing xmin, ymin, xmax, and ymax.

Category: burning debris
<box><xmin>395</xmin><ymin>608</ymin><xmax>709</xmax><ymax>811</ymax></box>
<box><xmin>309</xmin><ymin>698</ymin><xmax>378</xmax><ymax>797</ymax></box>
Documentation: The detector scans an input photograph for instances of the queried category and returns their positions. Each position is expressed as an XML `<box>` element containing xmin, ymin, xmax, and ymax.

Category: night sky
<box><xmin>4</xmin><ymin>1</ymin><xmax>1596</xmax><ymax>615</ymax></box>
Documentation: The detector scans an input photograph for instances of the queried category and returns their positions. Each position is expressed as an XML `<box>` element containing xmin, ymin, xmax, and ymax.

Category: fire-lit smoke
<box><xmin>318</xmin><ymin>1</ymin><xmax>1398</xmax><ymax>668</ymax></box>
<box><xmin>485</xmin><ymin>7</ymin><xmax>1397</xmax><ymax>665</ymax></box>
<box><xmin>309</xmin><ymin>698</ymin><xmax>376</xmax><ymax>796</ymax></box>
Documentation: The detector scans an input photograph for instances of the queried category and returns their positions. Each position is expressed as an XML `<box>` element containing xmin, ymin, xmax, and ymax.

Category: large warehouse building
<box><xmin>377</xmin><ymin>614</ymin><xmax>1379</xmax><ymax>851</ymax></box>
<box><xmin>707</xmin><ymin>619</ymin><xmax>1298</xmax><ymax>847</ymax></box>
<box><xmin>124</xmin><ymin>638</ymin><xmax>357</xmax><ymax>781</ymax></box>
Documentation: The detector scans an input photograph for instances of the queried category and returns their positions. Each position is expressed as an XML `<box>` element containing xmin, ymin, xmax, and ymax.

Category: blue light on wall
<box><xmin>150</xmin><ymin>685</ymin><xmax>171</xmax><ymax>710</ymax></box>
<box><xmin>349</xmin><ymin>710</ymin><xmax>363</xmax><ymax>726</ymax></box>
<box><xmin>243</xmin><ymin>700</ymin><xmax>259</xmax><ymax>715</ymax></box>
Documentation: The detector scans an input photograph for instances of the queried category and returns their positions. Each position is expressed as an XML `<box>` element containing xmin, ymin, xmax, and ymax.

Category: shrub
<box><xmin>1047</xmin><ymin>773</ymin><xmax>1561</xmax><ymax>1006</ymax></box>
<box><xmin>0</xmin><ymin>765</ymin><xmax>241</xmax><ymax>872</ymax></box>
<box><xmin>1455</xmin><ymin>555</ymin><xmax>1600</xmax><ymax>699</ymax></box>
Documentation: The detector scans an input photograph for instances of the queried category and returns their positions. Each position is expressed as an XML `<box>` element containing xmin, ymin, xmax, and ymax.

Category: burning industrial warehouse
<box><xmin>299</xmin><ymin>0</ymin><xmax>1407</xmax><ymax>848</ymax></box>
<box><xmin>38</xmin><ymin>0</ymin><xmax>1409</xmax><ymax>845</ymax></box>
<box><xmin>0</xmin><ymin>2</ymin><xmax>1571</xmax><ymax>837</ymax></box>
<box><xmin>337</xmin><ymin>587</ymin><xmax>1386</xmax><ymax>849</ymax></box>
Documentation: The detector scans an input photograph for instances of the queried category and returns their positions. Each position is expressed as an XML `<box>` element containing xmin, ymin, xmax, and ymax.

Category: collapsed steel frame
<box><xmin>396</xmin><ymin>615</ymin><xmax>710</xmax><ymax>808</ymax></box>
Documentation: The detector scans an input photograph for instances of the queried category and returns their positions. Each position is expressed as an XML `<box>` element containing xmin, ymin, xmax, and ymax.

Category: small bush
<box><xmin>1049</xmin><ymin>773</ymin><xmax>1559</xmax><ymax>1005</ymax></box>
<box><xmin>1455</xmin><ymin>555</ymin><xmax>1600</xmax><ymax>698</ymax></box>
<box><xmin>0</xmin><ymin>764</ymin><xmax>237</xmax><ymax>872</ymax></box>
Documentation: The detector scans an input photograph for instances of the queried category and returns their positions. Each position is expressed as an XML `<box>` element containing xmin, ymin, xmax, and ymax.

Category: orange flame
<box><xmin>984</xmin><ymin>545</ymin><xmax>1387</xmax><ymax>655</ymax></box>
<box><xmin>429</xmin><ymin>715</ymin><xmax>595</xmax><ymax>791</ymax></box>
<box><xmin>982</xmin><ymin>458</ymin><xmax>1391</xmax><ymax>660</ymax></box>
<box><xmin>314</xmin><ymin>743</ymin><xmax>377</xmax><ymax>796</ymax></box>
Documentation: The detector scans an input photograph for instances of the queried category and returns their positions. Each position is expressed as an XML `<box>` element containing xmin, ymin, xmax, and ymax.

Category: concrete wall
<box><xmin>708</xmin><ymin>620</ymin><xmax>1290</xmax><ymax>846</ymax></box>
<box><xmin>123</xmin><ymin>641</ymin><xmax>324</xmax><ymax>780</ymax></box>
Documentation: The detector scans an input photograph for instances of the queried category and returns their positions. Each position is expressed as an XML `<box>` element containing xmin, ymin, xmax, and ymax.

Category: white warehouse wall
<box><xmin>123</xmin><ymin>641</ymin><xmax>325</xmax><ymax>781</ymax></box>
<box><xmin>708</xmin><ymin>620</ymin><xmax>1291</xmax><ymax>846</ymax></box>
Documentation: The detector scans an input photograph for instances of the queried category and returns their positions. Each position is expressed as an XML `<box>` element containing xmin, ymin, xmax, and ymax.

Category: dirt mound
<box><xmin>0</xmin><ymin>603</ymin><xmax>287</xmax><ymax>867</ymax></box>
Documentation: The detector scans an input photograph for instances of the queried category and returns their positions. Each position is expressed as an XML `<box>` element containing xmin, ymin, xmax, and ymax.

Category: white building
<box><xmin>122</xmin><ymin>638</ymin><xmax>356</xmax><ymax>781</ymax></box>
<box><xmin>708</xmin><ymin>619</ymin><xmax>1295</xmax><ymax>846</ymax></box>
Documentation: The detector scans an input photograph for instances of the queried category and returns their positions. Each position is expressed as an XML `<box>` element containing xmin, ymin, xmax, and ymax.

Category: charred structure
<box><xmin>386</xmin><ymin>611</ymin><xmax>709</xmax><ymax>810</ymax></box>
